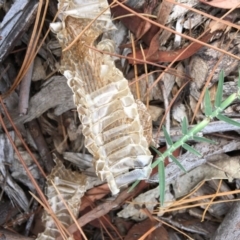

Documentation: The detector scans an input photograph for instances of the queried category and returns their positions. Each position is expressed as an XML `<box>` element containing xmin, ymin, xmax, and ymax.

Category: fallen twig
<box><xmin>18</xmin><ymin>61</ymin><xmax>34</xmax><ymax>115</ymax></box>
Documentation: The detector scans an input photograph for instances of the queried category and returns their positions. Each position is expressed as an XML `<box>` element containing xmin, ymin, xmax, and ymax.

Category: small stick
<box><xmin>27</xmin><ymin>119</ymin><xmax>55</xmax><ymax>174</ymax></box>
<box><xmin>160</xmin><ymin>81</ymin><xmax>170</xmax><ymax>149</ymax></box>
<box><xmin>18</xmin><ymin>61</ymin><xmax>34</xmax><ymax>115</ymax></box>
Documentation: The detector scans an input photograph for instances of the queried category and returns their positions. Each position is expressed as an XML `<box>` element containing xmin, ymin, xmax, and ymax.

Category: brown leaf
<box><xmin>157</xmin><ymin>0</ymin><xmax>174</xmax><ymax>24</ymax></box>
<box><xmin>80</xmin><ymin>184</ymin><xmax>110</xmax><ymax>212</ymax></box>
<box><xmin>135</xmin><ymin>21</ymin><xmax>152</xmax><ymax>40</ymax></box>
<box><xmin>124</xmin><ymin>218</ymin><xmax>169</xmax><ymax>240</ymax></box>
<box><xmin>199</xmin><ymin>0</ymin><xmax>240</xmax><ymax>9</ymax></box>
<box><xmin>146</xmin><ymin>0</ymin><xmax>174</xmax><ymax>59</ymax></box>
<box><xmin>108</xmin><ymin>0</ymin><xmax>159</xmax><ymax>46</ymax></box>
<box><xmin>128</xmin><ymin>30</ymin><xmax>215</xmax><ymax>64</ymax></box>
<box><xmin>73</xmin><ymin>231</ymin><xmax>82</xmax><ymax>240</ymax></box>
<box><xmin>56</xmin><ymin>181</ymin><xmax>152</xmax><ymax>240</ymax></box>
<box><xmin>109</xmin><ymin>1</ymin><xmax>144</xmax><ymax>37</ymax></box>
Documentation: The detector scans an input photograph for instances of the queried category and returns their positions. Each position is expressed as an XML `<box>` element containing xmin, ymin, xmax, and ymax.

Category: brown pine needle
<box><xmin>131</xmin><ymin>33</ymin><xmax>140</xmax><ymax>100</ymax></box>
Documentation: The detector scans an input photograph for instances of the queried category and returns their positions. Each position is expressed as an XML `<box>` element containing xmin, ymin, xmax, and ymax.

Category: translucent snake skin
<box><xmin>50</xmin><ymin>0</ymin><xmax>153</xmax><ymax>194</ymax></box>
<box><xmin>36</xmin><ymin>159</ymin><xmax>87</xmax><ymax>240</ymax></box>
<box><xmin>34</xmin><ymin>2</ymin><xmax>154</xmax><ymax>239</ymax></box>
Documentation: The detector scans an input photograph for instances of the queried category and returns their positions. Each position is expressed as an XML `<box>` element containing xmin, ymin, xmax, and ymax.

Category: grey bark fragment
<box><xmin>0</xmin><ymin>132</ymin><xmax>29</xmax><ymax>211</ymax></box>
<box><xmin>5</xmin><ymin>76</ymin><xmax>75</xmax><ymax>128</ymax></box>
<box><xmin>211</xmin><ymin>201</ymin><xmax>240</xmax><ymax>240</ymax></box>
<box><xmin>154</xmin><ymin>119</ymin><xmax>240</xmax><ymax>143</ymax></box>
<box><xmin>150</xmin><ymin>137</ymin><xmax>240</xmax><ymax>183</ymax></box>
<box><xmin>0</xmin><ymin>0</ymin><xmax>38</xmax><ymax>62</ymax></box>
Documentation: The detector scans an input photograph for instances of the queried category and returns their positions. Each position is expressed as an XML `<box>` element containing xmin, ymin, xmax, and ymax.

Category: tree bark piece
<box><xmin>0</xmin><ymin>0</ymin><xmax>38</xmax><ymax>62</ymax></box>
<box><xmin>5</xmin><ymin>76</ymin><xmax>75</xmax><ymax>128</ymax></box>
<box><xmin>211</xmin><ymin>201</ymin><xmax>240</xmax><ymax>240</ymax></box>
<box><xmin>150</xmin><ymin>137</ymin><xmax>240</xmax><ymax>184</ymax></box>
<box><xmin>154</xmin><ymin>119</ymin><xmax>240</xmax><ymax>143</ymax></box>
<box><xmin>0</xmin><ymin>132</ymin><xmax>29</xmax><ymax>211</ymax></box>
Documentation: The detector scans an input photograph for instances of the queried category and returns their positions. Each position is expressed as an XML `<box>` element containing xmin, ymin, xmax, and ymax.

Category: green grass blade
<box><xmin>169</xmin><ymin>155</ymin><xmax>187</xmax><ymax>173</ymax></box>
<box><xmin>128</xmin><ymin>180</ymin><xmax>140</xmax><ymax>192</ymax></box>
<box><xmin>217</xmin><ymin>114</ymin><xmax>240</xmax><ymax>128</ymax></box>
<box><xmin>238</xmin><ymin>69</ymin><xmax>240</xmax><ymax>90</ymax></box>
<box><xmin>192</xmin><ymin>136</ymin><xmax>216</xmax><ymax>144</ymax></box>
<box><xmin>217</xmin><ymin>93</ymin><xmax>237</xmax><ymax>111</ymax></box>
<box><xmin>158</xmin><ymin>159</ymin><xmax>165</xmax><ymax>206</ymax></box>
<box><xmin>151</xmin><ymin>146</ymin><xmax>163</xmax><ymax>156</ymax></box>
<box><xmin>215</xmin><ymin>70</ymin><xmax>224</xmax><ymax>108</ymax></box>
<box><xmin>181</xmin><ymin>117</ymin><xmax>188</xmax><ymax>135</ymax></box>
<box><xmin>163</xmin><ymin>126</ymin><xmax>173</xmax><ymax>146</ymax></box>
<box><xmin>204</xmin><ymin>89</ymin><xmax>212</xmax><ymax>116</ymax></box>
<box><xmin>182</xmin><ymin>143</ymin><xmax>202</xmax><ymax>157</ymax></box>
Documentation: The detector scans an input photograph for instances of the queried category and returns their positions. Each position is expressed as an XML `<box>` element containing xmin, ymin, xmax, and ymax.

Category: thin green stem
<box><xmin>152</xmin><ymin>92</ymin><xmax>238</xmax><ymax>169</ymax></box>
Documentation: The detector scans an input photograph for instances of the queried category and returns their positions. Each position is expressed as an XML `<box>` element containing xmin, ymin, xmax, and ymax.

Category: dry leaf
<box><xmin>199</xmin><ymin>0</ymin><xmax>240</xmax><ymax>9</ymax></box>
<box><xmin>125</xmin><ymin>218</ymin><xmax>169</xmax><ymax>240</ymax></box>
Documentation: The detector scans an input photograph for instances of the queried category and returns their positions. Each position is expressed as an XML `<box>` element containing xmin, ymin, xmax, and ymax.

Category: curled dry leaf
<box><xmin>50</xmin><ymin>0</ymin><xmax>153</xmax><ymax>194</ymax></box>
